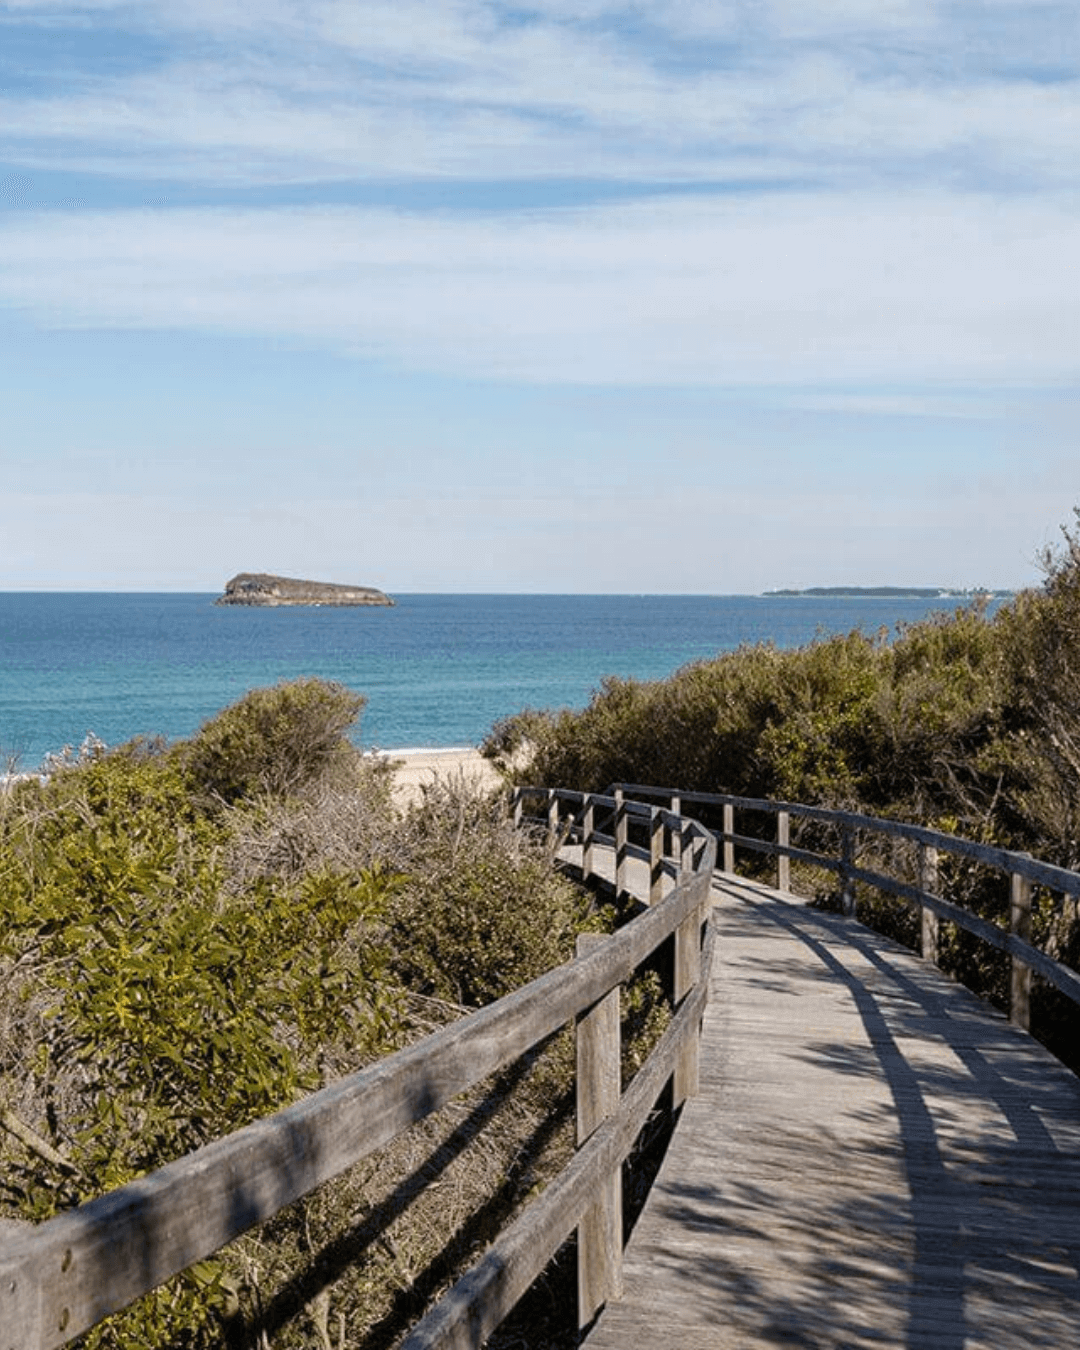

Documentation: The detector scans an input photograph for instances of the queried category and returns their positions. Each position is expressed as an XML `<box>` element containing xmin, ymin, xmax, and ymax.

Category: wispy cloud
<box><xmin>2</xmin><ymin>193</ymin><xmax>1077</xmax><ymax>386</ymax></box>
<box><xmin>2</xmin><ymin>2</ymin><xmax>1079</xmax><ymax>189</ymax></box>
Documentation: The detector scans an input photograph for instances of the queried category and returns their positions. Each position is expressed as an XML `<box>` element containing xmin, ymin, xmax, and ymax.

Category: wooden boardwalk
<box><xmin>583</xmin><ymin>871</ymin><xmax>1080</xmax><ymax>1349</ymax></box>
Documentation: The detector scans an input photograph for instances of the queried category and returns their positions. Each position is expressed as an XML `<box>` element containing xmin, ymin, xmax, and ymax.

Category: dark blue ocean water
<box><xmin>0</xmin><ymin>593</ymin><xmax>1003</xmax><ymax>770</ymax></box>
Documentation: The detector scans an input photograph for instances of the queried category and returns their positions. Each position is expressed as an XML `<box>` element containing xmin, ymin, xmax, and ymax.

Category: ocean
<box><xmin>0</xmin><ymin>592</ymin><xmax>1005</xmax><ymax>771</ymax></box>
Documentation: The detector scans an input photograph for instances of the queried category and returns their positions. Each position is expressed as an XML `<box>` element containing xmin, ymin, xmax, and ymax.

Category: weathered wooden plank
<box><xmin>399</xmin><ymin>925</ymin><xmax>715</xmax><ymax>1350</ymax></box>
<box><xmin>582</xmin><ymin>796</ymin><xmax>596</xmax><ymax>881</ymax></box>
<box><xmin>649</xmin><ymin>809</ymin><xmax>666</xmax><ymax>905</ymax></box>
<box><xmin>584</xmin><ymin>876</ymin><xmax>1080</xmax><ymax>1350</ymax></box>
<box><xmin>614</xmin><ymin>790</ymin><xmax>628</xmax><ymax>903</ymax></box>
<box><xmin>919</xmin><ymin>841</ymin><xmax>939</xmax><ymax>964</ymax></box>
<box><xmin>840</xmin><ymin>821</ymin><xmax>856</xmax><ymax>915</ymax></box>
<box><xmin>672</xmin><ymin>879</ymin><xmax>706</xmax><ymax>1108</ymax></box>
<box><xmin>575</xmin><ymin>933</ymin><xmax>622</xmax><ymax>1326</ymax></box>
<box><xmin>722</xmin><ymin>802</ymin><xmax>734</xmax><ymax>874</ymax></box>
<box><xmin>669</xmin><ymin>795</ymin><xmax>682</xmax><ymax>869</ymax></box>
<box><xmin>1011</xmin><ymin>865</ymin><xmax>1033</xmax><ymax>1029</ymax></box>
<box><xmin>775</xmin><ymin>809</ymin><xmax>790</xmax><ymax>893</ymax></box>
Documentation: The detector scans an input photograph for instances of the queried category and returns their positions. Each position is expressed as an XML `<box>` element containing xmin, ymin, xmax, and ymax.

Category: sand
<box><xmin>378</xmin><ymin>748</ymin><xmax>502</xmax><ymax>807</ymax></box>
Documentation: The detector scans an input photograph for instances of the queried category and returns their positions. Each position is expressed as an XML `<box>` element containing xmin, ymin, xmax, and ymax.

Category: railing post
<box><xmin>650</xmin><ymin>808</ymin><xmax>666</xmax><ymax>905</ymax></box>
<box><xmin>919</xmin><ymin>843</ymin><xmax>939</xmax><ymax>965</ymax></box>
<box><xmin>670</xmin><ymin>795</ymin><xmax>682</xmax><ymax>870</ymax></box>
<box><xmin>679</xmin><ymin>818</ymin><xmax>693</xmax><ymax>874</ymax></box>
<box><xmin>1010</xmin><ymin>863</ymin><xmax>1033</xmax><ymax>1031</ymax></box>
<box><xmin>776</xmin><ymin>810</ymin><xmax>790</xmax><ymax>894</ymax></box>
<box><xmin>575</xmin><ymin>934</ymin><xmax>622</xmax><ymax>1327</ymax></box>
<box><xmin>840</xmin><ymin>825</ymin><xmax>856</xmax><ymax>917</ymax></box>
<box><xmin>672</xmin><ymin>897</ymin><xmax>704</xmax><ymax>1109</ymax></box>
<box><xmin>615</xmin><ymin>789</ymin><xmax>627</xmax><ymax>903</ymax></box>
<box><xmin>547</xmin><ymin>790</ymin><xmax>560</xmax><ymax>841</ymax></box>
<box><xmin>513</xmin><ymin>790</ymin><xmax>524</xmax><ymax>829</ymax></box>
<box><xmin>722</xmin><ymin>801</ymin><xmax>735</xmax><ymax>874</ymax></box>
<box><xmin>582</xmin><ymin>795</ymin><xmax>595</xmax><ymax>882</ymax></box>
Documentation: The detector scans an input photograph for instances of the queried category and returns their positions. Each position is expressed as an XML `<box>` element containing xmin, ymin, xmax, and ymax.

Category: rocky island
<box><xmin>216</xmin><ymin>573</ymin><xmax>395</xmax><ymax>607</ymax></box>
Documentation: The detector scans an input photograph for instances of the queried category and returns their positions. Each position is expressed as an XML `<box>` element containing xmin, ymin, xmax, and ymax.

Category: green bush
<box><xmin>487</xmin><ymin>602</ymin><xmax>1017</xmax><ymax>827</ymax></box>
<box><xmin>0</xmin><ymin>742</ymin><xmax>404</xmax><ymax>1194</ymax></box>
<box><xmin>182</xmin><ymin>677</ymin><xmax>365</xmax><ymax>804</ymax></box>
<box><xmin>387</xmin><ymin>779</ymin><xmax>598</xmax><ymax>1008</ymax></box>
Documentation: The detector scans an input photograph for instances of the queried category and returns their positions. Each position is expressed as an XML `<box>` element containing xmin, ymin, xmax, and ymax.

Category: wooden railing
<box><xmin>0</xmin><ymin>791</ymin><xmax>716</xmax><ymax>1350</ymax></box>
<box><xmin>609</xmin><ymin>782</ymin><xmax>1080</xmax><ymax>1029</ymax></box>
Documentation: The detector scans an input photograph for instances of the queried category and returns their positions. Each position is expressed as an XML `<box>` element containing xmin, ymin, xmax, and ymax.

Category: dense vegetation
<box><xmin>0</xmin><ymin>680</ymin><xmax>603</xmax><ymax>1349</ymax></box>
<box><xmin>485</xmin><ymin>512</ymin><xmax>1080</xmax><ymax>1062</ymax></box>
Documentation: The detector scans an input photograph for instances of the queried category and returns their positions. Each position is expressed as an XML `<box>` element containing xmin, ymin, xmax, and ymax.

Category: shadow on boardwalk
<box><xmin>585</xmin><ymin>878</ymin><xmax>1080</xmax><ymax>1350</ymax></box>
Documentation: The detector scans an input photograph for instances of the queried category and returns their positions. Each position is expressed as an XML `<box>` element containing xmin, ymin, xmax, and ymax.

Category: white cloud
<box><xmin>2</xmin><ymin>1</ymin><xmax>1079</xmax><ymax>188</ymax></box>
<box><xmin>2</xmin><ymin>192</ymin><xmax>1078</xmax><ymax>388</ymax></box>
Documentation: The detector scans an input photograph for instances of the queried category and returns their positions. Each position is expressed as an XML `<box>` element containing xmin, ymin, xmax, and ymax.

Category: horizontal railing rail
<box><xmin>607</xmin><ymin>782</ymin><xmax>1080</xmax><ymax>1026</ymax></box>
<box><xmin>0</xmin><ymin>791</ymin><xmax>716</xmax><ymax>1350</ymax></box>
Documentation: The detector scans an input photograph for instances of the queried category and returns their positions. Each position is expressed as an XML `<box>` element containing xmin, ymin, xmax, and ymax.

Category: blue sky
<box><xmin>1</xmin><ymin>0</ymin><xmax>1077</xmax><ymax>592</ymax></box>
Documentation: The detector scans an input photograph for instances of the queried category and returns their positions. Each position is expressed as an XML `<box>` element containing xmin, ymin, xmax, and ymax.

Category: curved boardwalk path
<box><xmin>583</xmin><ymin>868</ymin><xmax>1080</xmax><ymax>1350</ymax></box>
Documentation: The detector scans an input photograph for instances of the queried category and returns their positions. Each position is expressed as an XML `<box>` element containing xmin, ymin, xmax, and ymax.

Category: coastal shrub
<box><xmin>0</xmin><ymin>747</ymin><xmax>408</xmax><ymax>1347</ymax></box>
<box><xmin>994</xmin><ymin>511</ymin><xmax>1080</xmax><ymax>867</ymax></box>
<box><xmin>221</xmin><ymin>751</ymin><xmax>400</xmax><ymax>889</ymax></box>
<box><xmin>485</xmin><ymin>633</ymin><xmax>891</xmax><ymax>805</ymax></box>
<box><xmin>1</xmin><ymin>692</ymin><xmax>610</xmax><ymax>1349</ymax></box>
<box><xmin>182</xmin><ymin>677</ymin><xmax>365</xmax><ymax>804</ymax></box>
<box><xmin>866</xmin><ymin>603</ymin><xmax>1012</xmax><ymax>826</ymax></box>
<box><xmin>721</xmin><ymin>631</ymin><xmax>885</xmax><ymax>804</ymax></box>
<box><xmin>486</xmin><ymin>604</ymin><xmax>1018</xmax><ymax>825</ymax></box>
<box><xmin>387</xmin><ymin>777</ymin><xmax>600</xmax><ymax>1007</ymax></box>
<box><xmin>0</xmin><ymin>739</ymin><xmax>405</xmax><ymax>1184</ymax></box>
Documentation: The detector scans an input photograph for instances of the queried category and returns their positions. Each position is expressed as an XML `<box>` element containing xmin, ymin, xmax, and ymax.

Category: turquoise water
<box><xmin>0</xmin><ymin>592</ymin><xmax>1002</xmax><ymax>770</ymax></box>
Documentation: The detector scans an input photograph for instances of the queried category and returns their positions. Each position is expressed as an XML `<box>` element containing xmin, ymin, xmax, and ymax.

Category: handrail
<box><xmin>607</xmin><ymin>781</ymin><xmax>1080</xmax><ymax>1025</ymax></box>
<box><xmin>0</xmin><ymin>791</ymin><xmax>716</xmax><ymax>1350</ymax></box>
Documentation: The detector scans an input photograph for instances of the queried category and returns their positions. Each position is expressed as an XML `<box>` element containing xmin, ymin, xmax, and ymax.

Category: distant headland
<box><xmin>763</xmin><ymin>586</ymin><xmax>1011</xmax><ymax>599</ymax></box>
<box><xmin>215</xmin><ymin>573</ymin><xmax>395</xmax><ymax>607</ymax></box>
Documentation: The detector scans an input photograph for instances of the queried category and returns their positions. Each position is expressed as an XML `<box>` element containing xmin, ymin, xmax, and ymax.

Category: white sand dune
<box><xmin>378</xmin><ymin>748</ymin><xmax>502</xmax><ymax>806</ymax></box>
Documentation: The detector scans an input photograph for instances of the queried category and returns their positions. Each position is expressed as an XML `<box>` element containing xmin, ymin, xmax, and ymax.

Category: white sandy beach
<box><xmin>378</xmin><ymin>748</ymin><xmax>502</xmax><ymax>807</ymax></box>
<box><xmin>4</xmin><ymin>753</ymin><xmax>503</xmax><ymax>806</ymax></box>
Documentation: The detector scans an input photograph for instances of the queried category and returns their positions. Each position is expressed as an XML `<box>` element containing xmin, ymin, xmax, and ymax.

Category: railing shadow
<box><xmin>693</xmin><ymin>892</ymin><xmax>1080</xmax><ymax>1348</ymax></box>
<box><xmin>228</xmin><ymin>1047</ymin><xmax>572</xmax><ymax>1350</ymax></box>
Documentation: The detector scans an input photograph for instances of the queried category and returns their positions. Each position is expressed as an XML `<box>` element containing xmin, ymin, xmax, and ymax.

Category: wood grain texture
<box><xmin>776</xmin><ymin>810</ymin><xmax>790</xmax><ymax>893</ymax></box>
<box><xmin>575</xmin><ymin>933</ymin><xmax>623</xmax><ymax>1326</ymax></box>
<box><xmin>919</xmin><ymin>842</ymin><xmax>939</xmax><ymax>965</ymax></box>
<box><xmin>584</xmin><ymin>873</ymin><xmax>1080</xmax><ymax>1350</ymax></box>
<box><xmin>582</xmin><ymin>797</ymin><xmax>596</xmax><ymax>880</ymax></box>
<box><xmin>650</xmin><ymin>810</ymin><xmax>666</xmax><ymax>905</ymax></box>
<box><xmin>1010</xmin><ymin>868</ymin><xmax>1033</xmax><ymax>1029</ymax></box>
<box><xmin>722</xmin><ymin>802</ymin><xmax>735</xmax><ymax>874</ymax></box>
